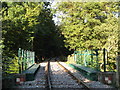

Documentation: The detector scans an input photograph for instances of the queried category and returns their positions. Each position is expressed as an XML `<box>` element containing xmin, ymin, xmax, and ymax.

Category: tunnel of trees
<box><xmin>1</xmin><ymin>2</ymin><xmax>119</xmax><ymax>75</ymax></box>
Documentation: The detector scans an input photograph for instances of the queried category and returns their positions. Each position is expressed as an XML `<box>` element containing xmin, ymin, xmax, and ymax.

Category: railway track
<box><xmin>16</xmin><ymin>62</ymin><xmax>47</xmax><ymax>89</ymax></box>
<box><xmin>15</xmin><ymin>61</ymin><xmax>91</xmax><ymax>89</ymax></box>
<box><xmin>46</xmin><ymin>61</ymin><xmax>91</xmax><ymax>90</ymax></box>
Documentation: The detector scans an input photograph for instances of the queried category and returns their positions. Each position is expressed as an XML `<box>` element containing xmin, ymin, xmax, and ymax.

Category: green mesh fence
<box><xmin>18</xmin><ymin>48</ymin><xmax>35</xmax><ymax>73</ymax></box>
<box><xmin>74</xmin><ymin>49</ymin><xmax>100</xmax><ymax>70</ymax></box>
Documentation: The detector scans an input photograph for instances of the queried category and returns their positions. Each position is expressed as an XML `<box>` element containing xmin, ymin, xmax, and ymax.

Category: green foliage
<box><xmin>2</xmin><ymin>2</ymin><xmax>44</xmax><ymax>74</ymax></box>
<box><xmin>2</xmin><ymin>56</ymin><xmax>19</xmax><ymax>75</ymax></box>
<box><xmin>2</xmin><ymin>2</ymin><xmax>44</xmax><ymax>53</ymax></box>
<box><xmin>55</xmin><ymin>2</ymin><xmax>119</xmax><ymax>71</ymax></box>
<box><xmin>33</xmin><ymin>2</ymin><xmax>70</xmax><ymax>58</ymax></box>
<box><xmin>2</xmin><ymin>2</ymin><xmax>119</xmax><ymax>74</ymax></box>
<box><xmin>66</xmin><ymin>54</ymin><xmax>76</xmax><ymax>64</ymax></box>
<box><xmin>2</xmin><ymin>2</ymin><xmax>70</xmax><ymax>75</ymax></box>
<box><xmin>56</xmin><ymin>2</ymin><xmax>118</xmax><ymax>50</ymax></box>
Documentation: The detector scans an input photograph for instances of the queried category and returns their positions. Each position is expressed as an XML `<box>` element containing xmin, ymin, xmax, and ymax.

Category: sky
<box><xmin>51</xmin><ymin>1</ymin><xmax>62</xmax><ymax>25</ymax></box>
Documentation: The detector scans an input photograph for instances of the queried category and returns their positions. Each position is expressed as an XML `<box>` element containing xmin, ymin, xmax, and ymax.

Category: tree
<box><xmin>54</xmin><ymin>2</ymin><xmax>119</xmax><ymax>70</ymax></box>
<box><xmin>2</xmin><ymin>2</ymin><xmax>44</xmax><ymax>74</ymax></box>
<box><xmin>55</xmin><ymin>2</ymin><xmax>118</xmax><ymax>50</ymax></box>
<box><xmin>2</xmin><ymin>2</ymin><xmax>71</xmax><ymax>74</ymax></box>
<box><xmin>33</xmin><ymin>2</ymin><xmax>70</xmax><ymax>58</ymax></box>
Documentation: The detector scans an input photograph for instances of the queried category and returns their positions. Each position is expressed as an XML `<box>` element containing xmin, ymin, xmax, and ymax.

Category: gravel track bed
<box><xmin>59</xmin><ymin>62</ymin><xmax>115</xmax><ymax>89</ymax></box>
<box><xmin>16</xmin><ymin>62</ymin><xmax>47</xmax><ymax>89</ymax></box>
<box><xmin>50</xmin><ymin>62</ymin><xmax>84</xmax><ymax>88</ymax></box>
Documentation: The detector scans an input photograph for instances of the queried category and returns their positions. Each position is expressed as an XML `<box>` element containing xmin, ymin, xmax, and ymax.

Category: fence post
<box><xmin>18</xmin><ymin>48</ymin><xmax>21</xmax><ymax>73</ymax></box>
<box><xmin>23</xmin><ymin>49</ymin><xmax>26</xmax><ymax>71</ymax></box>
<box><xmin>21</xmin><ymin>49</ymin><xmax>24</xmax><ymax>71</ymax></box>
<box><xmin>80</xmin><ymin>51</ymin><xmax>82</xmax><ymax>64</ymax></box>
<box><xmin>103</xmin><ymin>48</ymin><xmax>106</xmax><ymax>72</ymax></box>
<box><xmin>27</xmin><ymin>51</ymin><xmax>30</xmax><ymax>68</ymax></box>
<box><xmin>91</xmin><ymin>50</ymin><xmax>93</xmax><ymax>65</ymax></box>
<box><xmin>74</xmin><ymin>51</ymin><xmax>76</xmax><ymax>62</ymax></box>
<box><xmin>95</xmin><ymin>49</ymin><xmax>99</xmax><ymax>70</ymax></box>
<box><xmin>27</xmin><ymin>50</ymin><xmax>28</xmax><ymax>68</ymax></box>
<box><xmin>84</xmin><ymin>50</ymin><xmax>87</xmax><ymax>66</ymax></box>
<box><xmin>33</xmin><ymin>52</ymin><xmax>35</xmax><ymax>64</ymax></box>
<box><xmin>30</xmin><ymin>51</ymin><xmax>32</xmax><ymax>66</ymax></box>
<box><xmin>23</xmin><ymin>50</ymin><xmax>25</xmax><ymax>70</ymax></box>
<box><xmin>31</xmin><ymin>52</ymin><xmax>33</xmax><ymax>65</ymax></box>
<box><xmin>29</xmin><ymin>51</ymin><xmax>31</xmax><ymax>66</ymax></box>
<box><xmin>24</xmin><ymin>50</ymin><xmax>27</xmax><ymax>70</ymax></box>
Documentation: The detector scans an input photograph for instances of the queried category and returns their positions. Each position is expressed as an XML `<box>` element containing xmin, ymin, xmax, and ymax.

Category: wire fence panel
<box><xmin>18</xmin><ymin>48</ymin><xmax>35</xmax><ymax>73</ymax></box>
<box><xmin>74</xmin><ymin>49</ymin><xmax>107</xmax><ymax>71</ymax></box>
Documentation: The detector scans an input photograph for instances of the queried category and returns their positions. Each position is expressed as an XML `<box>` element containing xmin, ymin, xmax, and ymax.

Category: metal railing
<box><xmin>74</xmin><ymin>48</ymin><xmax>108</xmax><ymax>71</ymax></box>
<box><xmin>18</xmin><ymin>48</ymin><xmax>35</xmax><ymax>73</ymax></box>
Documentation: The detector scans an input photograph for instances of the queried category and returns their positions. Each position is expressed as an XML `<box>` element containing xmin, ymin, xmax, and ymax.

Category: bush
<box><xmin>2</xmin><ymin>56</ymin><xmax>19</xmax><ymax>75</ymax></box>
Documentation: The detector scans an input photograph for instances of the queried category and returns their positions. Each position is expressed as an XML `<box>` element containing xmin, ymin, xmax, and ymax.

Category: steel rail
<box><xmin>46</xmin><ymin>61</ymin><xmax>52</xmax><ymax>90</ymax></box>
<box><xmin>57</xmin><ymin>62</ymin><xmax>91</xmax><ymax>90</ymax></box>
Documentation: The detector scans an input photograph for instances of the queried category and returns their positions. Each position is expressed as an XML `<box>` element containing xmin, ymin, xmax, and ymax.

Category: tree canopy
<box><xmin>53</xmin><ymin>2</ymin><xmax>119</xmax><ymax>69</ymax></box>
<box><xmin>2</xmin><ymin>2</ymin><xmax>70</xmax><ymax>74</ymax></box>
<box><xmin>55</xmin><ymin>2</ymin><xmax>119</xmax><ymax>51</ymax></box>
